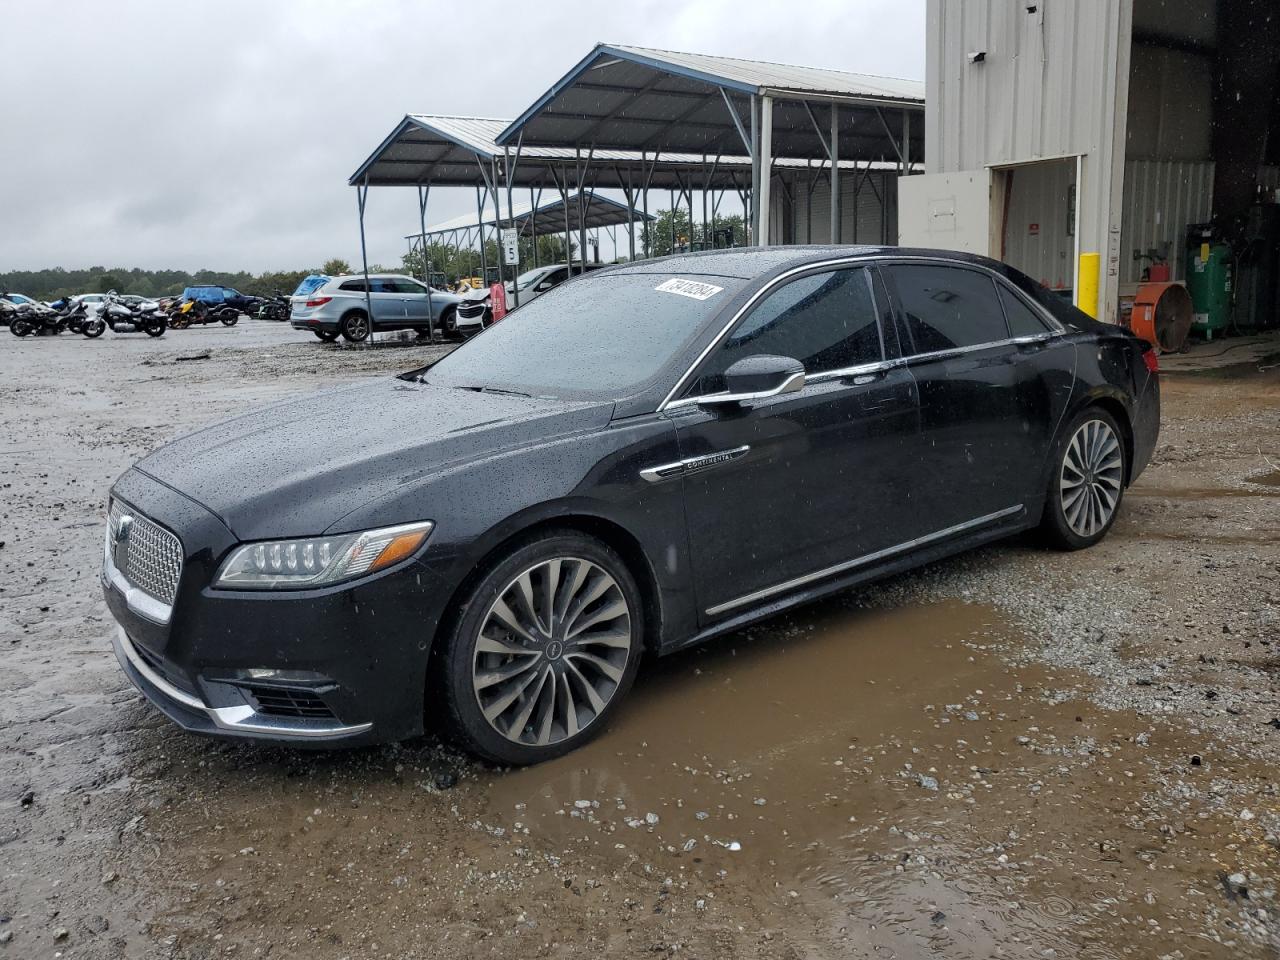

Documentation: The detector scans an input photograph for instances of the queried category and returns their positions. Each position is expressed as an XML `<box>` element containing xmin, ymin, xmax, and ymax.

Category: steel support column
<box><xmin>830</xmin><ymin>105</ymin><xmax>841</xmax><ymax>244</ymax></box>
<box><xmin>757</xmin><ymin>96</ymin><xmax>773</xmax><ymax>246</ymax></box>
<box><xmin>417</xmin><ymin>183</ymin><xmax>435</xmax><ymax>341</ymax></box>
<box><xmin>356</xmin><ymin>180</ymin><xmax>374</xmax><ymax>343</ymax></box>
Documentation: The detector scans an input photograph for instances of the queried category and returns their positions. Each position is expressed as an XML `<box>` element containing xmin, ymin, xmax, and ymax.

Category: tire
<box><xmin>340</xmin><ymin>311</ymin><xmax>370</xmax><ymax>343</ymax></box>
<box><xmin>314</xmin><ymin>329</ymin><xmax>339</xmax><ymax>342</ymax></box>
<box><xmin>11</xmin><ymin>318</ymin><xmax>33</xmax><ymax>337</ymax></box>
<box><xmin>440</xmin><ymin>307</ymin><xmax>456</xmax><ymax>337</ymax></box>
<box><xmin>82</xmin><ymin>318</ymin><xmax>106</xmax><ymax>338</ymax></box>
<box><xmin>220</xmin><ymin>312</ymin><xmax>238</xmax><ymax>326</ymax></box>
<box><xmin>144</xmin><ymin>320</ymin><xmax>166</xmax><ymax>338</ymax></box>
<box><xmin>440</xmin><ymin>532</ymin><xmax>644</xmax><ymax>765</ymax></box>
<box><xmin>1041</xmin><ymin>407</ymin><xmax>1127</xmax><ymax>550</ymax></box>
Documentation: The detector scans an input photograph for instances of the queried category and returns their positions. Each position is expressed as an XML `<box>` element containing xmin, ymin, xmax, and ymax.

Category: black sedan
<box><xmin>103</xmin><ymin>247</ymin><xmax>1160</xmax><ymax>765</ymax></box>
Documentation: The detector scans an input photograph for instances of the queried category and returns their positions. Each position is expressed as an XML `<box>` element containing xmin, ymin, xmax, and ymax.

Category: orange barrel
<box><xmin>1129</xmin><ymin>281</ymin><xmax>1192</xmax><ymax>353</ymax></box>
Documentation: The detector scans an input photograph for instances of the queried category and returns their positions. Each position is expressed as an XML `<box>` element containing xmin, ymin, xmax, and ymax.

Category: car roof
<box><xmin>332</xmin><ymin>273</ymin><xmax>415</xmax><ymax>281</ymax></box>
<box><xmin>600</xmin><ymin>245</ymin><xmax>1027</xmax><ymax>280</ymax></box>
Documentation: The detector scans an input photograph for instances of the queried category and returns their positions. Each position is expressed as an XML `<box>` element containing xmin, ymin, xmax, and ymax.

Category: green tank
<box><xmin>1186</xmin><ymin>242</ymin><xmax>1232</xmax><ymax>339</ymax></box>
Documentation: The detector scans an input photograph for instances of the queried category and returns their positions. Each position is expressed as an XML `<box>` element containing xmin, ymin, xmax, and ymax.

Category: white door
<box><xmin>897</xmin><ymin>170</ymin><xmax>993</xmax><ymax>256</ymax></box>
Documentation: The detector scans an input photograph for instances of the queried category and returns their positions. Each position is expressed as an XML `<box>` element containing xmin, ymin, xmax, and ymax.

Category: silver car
<box><xmin>290</xmin><ymin>273</ymin><xmax>461</xmax><ymax>343</ymax></box>
<box><xmin>454</xmin><ymin>263</ymin><xmax>606</xmax><ymax>334</ymax></box>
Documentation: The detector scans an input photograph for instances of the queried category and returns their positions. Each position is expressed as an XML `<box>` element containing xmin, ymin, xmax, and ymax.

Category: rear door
<box><xmin>668</xmin><ymin>264</ymin><xmax>920</xmax><ymax>621</ymax></box>
<box><xmin>880</xmin><ymin>261</ymin><xmax>1056</xmax><ymax>533</ymax></box>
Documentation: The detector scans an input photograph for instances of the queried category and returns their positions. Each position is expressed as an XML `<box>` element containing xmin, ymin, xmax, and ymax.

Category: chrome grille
<box><xmin>108</xmin><ymin>500</ymin><xmax>183</xmax><ymax>605</ymax></box>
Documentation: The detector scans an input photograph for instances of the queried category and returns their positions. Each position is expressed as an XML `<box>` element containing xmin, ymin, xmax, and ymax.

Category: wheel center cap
<box><xmin>544</xmin><ymin>640</ymin><xmax>564</xmax><ymax>661</ymax></box>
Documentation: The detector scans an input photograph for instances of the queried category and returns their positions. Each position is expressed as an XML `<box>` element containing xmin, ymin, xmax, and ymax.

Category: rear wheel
<box><xmin>1041</xmin><ymin>408</ymin><xmax>1127</xmax><ymax>550</ymax></box>
<box><xmin>11</xmin><ymin>318</ymin><xmax>33</xmax><ymax>337</ymax></box>
<box><xmin>314</xmin><ymin>329</ymin><xmax>339</xmax><ymax>342</ymax></box>
<box><xmin>340</xmin><ymin>311</ymin><xmax>370</xmax><ymax>343</ymax></box>
<box><xmin>440</xmin><ymin>532</ymin><xmax>643</xmax><ymax>765</ymax></box>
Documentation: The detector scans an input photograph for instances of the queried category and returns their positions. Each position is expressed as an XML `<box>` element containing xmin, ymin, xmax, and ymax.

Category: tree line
<box><xmin>2</xmin><ymin>208</ymin><xmax>745</xmax><ymax>300</ymax></box>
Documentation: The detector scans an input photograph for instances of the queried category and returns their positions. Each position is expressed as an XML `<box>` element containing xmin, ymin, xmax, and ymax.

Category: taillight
<box><xmin>1142</xmin><ymin>348</ymin><xmax>1159</xmax><ymax>373</ymax></box>
<box><xmin>305</xmin><ymin>296</ymin><xmax>332</xmax><ymax>308</ymax></box>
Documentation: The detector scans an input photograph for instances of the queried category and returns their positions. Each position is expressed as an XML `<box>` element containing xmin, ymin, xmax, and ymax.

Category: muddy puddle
<box><xmin>69</xmin><ymin>599</ymin><xmax>1280</xmax><ymax>958</ymax></box>
<box><xmin>478</xmin><ymin>598</ymin><xmax>1276</xmax><ymax>959</ymax></box>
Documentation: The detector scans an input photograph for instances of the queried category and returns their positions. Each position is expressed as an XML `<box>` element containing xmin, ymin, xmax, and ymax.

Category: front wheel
<box><xmin>220</xmin><ymin>312</ymin><xmax>238</xmax><ymax>326</ymax></box>
<box><xmin>144</xmin><ymin>320</ymin><xmax>166</xmax><ymax>338</ymax></box>
<box><xmin>440</xmin><ymin>532</ymin><xmax>644</xmax><ymax>765</ymax></box>
<box><xmin>82</xmin><ymin>318</ymin><xmax>106</xmax><ymax>338</ymax></box>
<box><xmin>11</xmin><ymin>318</ymin><xmax>33</xmax><ymax>337</ymax></box>
<box><xmin>1041</xmin><ymin>408</ymin><xmax>1127</xmax><ymax>550</ymax></box>
<box><xmin>340</xmin><ymin>311</ymin><xmax>370</xmax><ymax>343</ymax></box>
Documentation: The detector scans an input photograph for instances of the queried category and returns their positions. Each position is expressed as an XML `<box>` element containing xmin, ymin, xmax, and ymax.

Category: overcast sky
<box><xmin>0</xmin><ymin>0</ymin><xmax>924</xmax><ymax>273</ymax></box>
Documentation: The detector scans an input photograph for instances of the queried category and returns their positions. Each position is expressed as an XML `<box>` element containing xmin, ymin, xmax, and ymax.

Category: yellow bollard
<box><xmin>1078</xmin><ymin>252</ymin><xmax>1100</xmax><ymax>319</ymax></box>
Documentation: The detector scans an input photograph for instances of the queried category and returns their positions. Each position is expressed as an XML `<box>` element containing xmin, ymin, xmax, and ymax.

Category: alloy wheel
<box><xmin>472</xmin><ymin>557</ymin><xmax>633</xmax><ymax>748</ymax></box>
<box><xmin>1060</xmin><ymin>419</ymin><xmax>1123</xmax><ymax>538</ymax></box>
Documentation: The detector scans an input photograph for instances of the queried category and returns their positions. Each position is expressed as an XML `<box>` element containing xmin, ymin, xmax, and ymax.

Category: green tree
<box><xmin>95</xmin><ymin>273</ymin><xmax>120</xmax><ymax>293</ymax></box>
<box><xmin>322</xmin><ymin>258</ymin><xmax>352</xmax><ymax>276</ymax></box>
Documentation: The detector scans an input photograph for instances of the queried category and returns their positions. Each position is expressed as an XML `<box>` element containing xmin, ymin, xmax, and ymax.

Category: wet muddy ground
<box><xmin>2</xmin><ymin>323</ymin><xmax>1278</xmax><ymax>958</ymax></box>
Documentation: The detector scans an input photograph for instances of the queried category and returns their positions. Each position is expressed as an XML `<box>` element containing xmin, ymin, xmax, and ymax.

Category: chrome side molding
<box><xmin>640</xmin><ymin>445</ymin><xmax>751</xmax><ymax>483</ymax></box>
<box><xmin>691</xmin><ymin>370</ymin><xmax>806</xmax><ymax>409</ymax></box>
<box><xmin>705</xmin><ymin>504</ymin><xmax>1025</xmax><ymax>616</ymax></box>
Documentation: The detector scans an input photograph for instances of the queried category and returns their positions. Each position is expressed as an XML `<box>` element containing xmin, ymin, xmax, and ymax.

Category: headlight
<box><xmin>214</xmin><ymin>521</ymin><xmax>434</xmax><ymax>590</ymax></box>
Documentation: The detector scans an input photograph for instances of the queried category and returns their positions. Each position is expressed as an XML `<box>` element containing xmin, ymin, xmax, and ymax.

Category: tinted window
<box><xmin>389</xmin><ymin>279</ymin><xmax>425</xmax><ymax>295</ymax></box>
<box><xmin>427</xmin><ymin>273</ymin><xmax>744</xmax><ymax>400</ymax></box>
<box><xmin>998</xmin><ymin>284</ymin><xmax>1051</xmax><ymax>337</ymax></box>
<box><xmin>690</xmin><ymin>268</ymin><xmax>882</xmax><ymax>394</ymax></box>
<box><xmin>890</xmin><ymin>265</ymin><xmax>1007</xmax><ymax>353</ymax></box>
<box><xmin>339</xmin><ymin>279</ymin><xmax>367</xmax><ymax>292</ymax></box>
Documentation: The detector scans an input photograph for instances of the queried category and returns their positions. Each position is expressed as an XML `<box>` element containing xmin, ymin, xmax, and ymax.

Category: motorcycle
<box><xmin>168</xmin><ymin>297</ymin><xmax>238</xmax><ymax>329</ymax></box>
<box><xmin>97</xmin><ymin>291</ymin><xmax>166</xmax><ymax>337</ymax></box>
<box><xmin>255</xmin><ymin>292</ymin><xmax>291</xmax><ymax>322</ymax></box>
<box><xmin>8</xmin><ymin>299</ymin><xmax>72</xmax><ymax>337</ymax></box>
<box><xmin>46</xmin><ymin>297</ymin><xmax>102</xmax><ymax>337</ymax></box>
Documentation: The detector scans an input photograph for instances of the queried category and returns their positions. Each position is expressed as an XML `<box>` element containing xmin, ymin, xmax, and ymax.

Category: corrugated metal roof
<box><xmin>605</xmin><ymin>44</ymin><xmax>924</xmax><ymax>101</ymax></box>
<box><xmin>495</xmin><ymin>43</ymin><xmax>924</xmax><ymax>160</ymax></box>
<box><xmin>351</xmin><ymin>113</ymin><xmax>906</xmax><ymax>188</ymax></box>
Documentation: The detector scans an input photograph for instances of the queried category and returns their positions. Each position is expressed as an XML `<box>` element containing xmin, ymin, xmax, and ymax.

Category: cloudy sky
<box><xmin>1</xmin><ymin>0</ymin><xmax>924</xmax><ymax>273</ymax></box>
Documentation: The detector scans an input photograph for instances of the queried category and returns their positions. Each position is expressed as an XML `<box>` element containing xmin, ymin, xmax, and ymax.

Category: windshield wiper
<box><xmin>458</xmin><ymin>385</ymin><xmax>532</xmax><ymax>398</ymax></box>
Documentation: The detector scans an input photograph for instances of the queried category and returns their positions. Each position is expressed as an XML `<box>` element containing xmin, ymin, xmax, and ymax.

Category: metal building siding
<box><xmin>1119</xmin><ymin>159</ymin><xmax>1214</xmax><ymax>284</ymax></box>
<box><xmin>924</xmin><ymin>0</ymin><xmax>1133</xmax><ymax>322</ymax></box>
<box><xmin>791</xmin><ymin>175</ymin><xmax>897</xmax><ymax>245</ymax></box>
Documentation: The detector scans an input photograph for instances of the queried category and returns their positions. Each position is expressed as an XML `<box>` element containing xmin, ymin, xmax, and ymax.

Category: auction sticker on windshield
<box><xmin>654</xmin><ymin>278</ymin><xmax>724</xmax><ymax>301</ymax></box>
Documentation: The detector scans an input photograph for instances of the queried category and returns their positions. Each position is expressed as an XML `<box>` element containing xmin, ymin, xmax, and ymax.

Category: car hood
<box><xmin>134</xmin><ymin>378</ymin><xmax>613</xmax><ymax>540</ymax></box>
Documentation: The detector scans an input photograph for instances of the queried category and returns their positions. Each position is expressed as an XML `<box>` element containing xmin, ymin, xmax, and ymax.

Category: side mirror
<box><xmin>535</xmin><ymin>280</ymin><xmax>553</xmax><ymax>292</ymax></box>
<box><xmin>697</xmin><ymin>355</ymin><xmax>805</xmax><ymax>408</ymax></box>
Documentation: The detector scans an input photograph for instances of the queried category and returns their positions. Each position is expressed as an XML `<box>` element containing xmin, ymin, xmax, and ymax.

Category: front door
<box><xmin>666</xmin><ymin>265</ymin><xmax>920</xmax><ymax>621</ymax></box>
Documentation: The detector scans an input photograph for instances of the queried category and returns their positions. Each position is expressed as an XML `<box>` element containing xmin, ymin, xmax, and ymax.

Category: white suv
<box><xmin>290</xmin><ymin>274</ymin><xmax>461</xmax><ymax>343</ymax></box>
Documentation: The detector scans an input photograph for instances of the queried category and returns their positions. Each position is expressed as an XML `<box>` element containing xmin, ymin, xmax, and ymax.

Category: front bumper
<box><xmin>112</xmin><ymin>626</ymin><xmax>373</xmax><ymax>742</ymax></box>
<box><xmin>102</xmin><ymin>469</ymin><xmax>451</xmax><ymax>747</ymax></box>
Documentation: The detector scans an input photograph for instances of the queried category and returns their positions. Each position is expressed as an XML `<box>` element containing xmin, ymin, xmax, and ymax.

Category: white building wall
<box><xmin>923</xmin><ymin>0</ymin><xmax>1134</xmax><ymax>322</ymax></box>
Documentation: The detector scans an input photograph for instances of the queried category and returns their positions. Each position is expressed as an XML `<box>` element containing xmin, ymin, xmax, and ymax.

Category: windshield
<box><xmin>425</xmin><ymin>272</ymin><xmax>742</xmax><ymax>400</ymax></box>
<box><xmin>515</xmin><ymin>268</ymin><xmax>548</xmax><ymax>290</ymax></box>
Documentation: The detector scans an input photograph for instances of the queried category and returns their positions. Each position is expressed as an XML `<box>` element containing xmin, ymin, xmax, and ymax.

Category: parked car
<box><xmin>289</xmin><ymin>273</ymin><xmax>461</xmax><ymax>342</ymax></box>
<box><xmin>182</xmin><ymin>285</ymin><xmax>260</xmax><ymax>316</ymax></box>
<box><xmin>3</xmin><ymin>292</ymin><xmax>38</xmax><ymax>307</ymax></box>
<box><xmin>102</xmin><ymin>247</ymin><xmax>1159</xmax><ymax>765</ymax></box>
<box><xmin>454</xmin><ymin>263</ymin><xmax>606</xmax><ymax>334</ymax></box>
